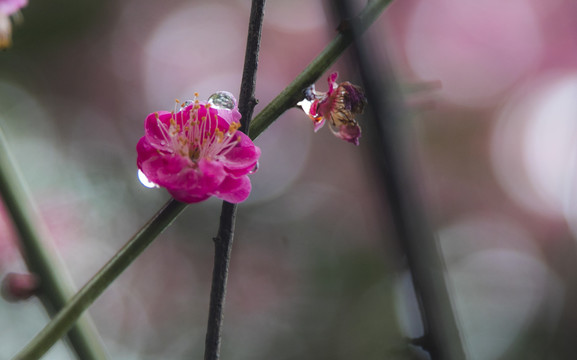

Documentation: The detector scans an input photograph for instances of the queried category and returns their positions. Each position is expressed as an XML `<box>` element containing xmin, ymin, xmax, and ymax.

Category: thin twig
<box><xmin>331</xmin><ymin>0</ymin><xmax>466</xmax><ymax>359</ymax></box>
<box><xmin>204</xmin><ymin>1</ymin><xmax>265</xmax><ymax>359</ymax></box>
<box><xmin>0</xmin><ymin>127</ymin><xmax>108</xmax><ymax>360</ymax></box>
<box><xmin>12</xmin><ymin>1</ymin><xmax>392</xmax><ymax>358</ymax></box>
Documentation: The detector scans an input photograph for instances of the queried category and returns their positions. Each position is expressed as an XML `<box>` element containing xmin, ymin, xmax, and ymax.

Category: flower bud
<box><xmin>298</xmin><ymin>72</ymin><xmax>366</xmax><ymax>145</ymax></box>
<box><xmin>2</xmin><ymin>272</ymin><xmax>39</xmax><ymax>302</ymax></box>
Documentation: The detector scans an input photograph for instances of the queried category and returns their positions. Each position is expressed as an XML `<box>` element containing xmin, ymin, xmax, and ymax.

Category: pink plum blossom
<box><xmin>298</xmin><ymin>72</ymin><xmax>366</xmax><ymax>145</ymax></box>
<box><xmin>137</xmin><ymin>93</ymin><xmax>260</xmax><ymax>203</ymax></box>
<box><xmin>0</xmin><ymin>0</ymin><xmax>27</xmax><ymax>49</ymax></box>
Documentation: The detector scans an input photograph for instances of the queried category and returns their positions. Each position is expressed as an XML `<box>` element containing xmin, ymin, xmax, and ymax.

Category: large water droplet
<box><xmin>207</xmin><ymin>91</ymin><xmax>237</xmax><ymax>110</ymax></box>
<box><xmin>138</xmin><ymin>169</ymin><xmax>159</xmax><ymax>189</ymax></box>
<box><xmin>249</xmin><ymin>161</ymin><xmax>259</xmax><ymax>174</ymax></box>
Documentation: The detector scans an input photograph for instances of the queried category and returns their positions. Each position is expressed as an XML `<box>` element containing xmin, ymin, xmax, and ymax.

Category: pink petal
<box><xmin>138</xmin><ymin>137</ymin><xmax>201</xmax><ymax>189</ymax></box>
<box><xmin>216</xmin><ymin>107</ymin><xmax>242</xmax><ymax>124</ymax></box>
<box><xmin>0</xmin><ymin>0</ymin><xmax>27</xmax><ymax>15</ymax></box>
<box><xmin>313</xmin><ymin>118</ymin><xmax>325</xmax><ymax>132</ymax></box>
<box><xmin>140</xmin><ymin>153</ymin><xmax>194</xmax><ymax>188</ymax></box>
<box><xmin>195</xmin><ymin>158</ymin><xmax>227</xmax><ymax>193</ymax></box>
<box><xmin>326</xmin><ymin>72</ymin><xmax>339</xmax><ymax>95</ymax></box>
<box><xmin>144</xmin><ymin>111</ymin><xmax>173</xmax><ymax>150</ymax></box>
<box><xmin>334</xmin><ymin>124</ymin><xmax>361</xmax><ymax>146</ymax></box>
<box><xmin>213</xmin><ymin>175</ymin><xmax>252</xmax><ymax>203</ymax></box>
<box><xmin>168</xmin><ymin>189</ymin><xmax>211</xmax><ymax>203</ymax></box>
<box><xmin>222</xmin><ymin>134</ymin><xmax>261</xmax><ymax>176</ymax></box>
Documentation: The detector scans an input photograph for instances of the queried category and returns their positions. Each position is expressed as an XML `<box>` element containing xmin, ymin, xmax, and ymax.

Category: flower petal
<box><xmin>334</xmin><ymin>124</ymin><xmax>361</xmax><ymax>146</ymax></box>
<box><xmin>216</xmin><ymin>107</ymin><xmax>241</xmax><ymax>124</ymax></box>
<box><xmin>168</xmin><ymin>189</ymin><xmax>211</xmax><ymax>203</ymax></box>
<box><xmin>313</xmin><ymin>118</ymin><xmax>325</xmax><ymax>132</ymax></box>
<box><xmin>195</xmin><ymin>158</ymin><xmax>227</xmax><ymax>193</ymax></box>
<box><xmin>213</xmin><ymin>175</ymin><xmax>251</xmax><ymax>203</ymax></box>
<box><xmin>0</xmin><ymin>0</ymin><xmax>27</xmax><ymax>16</ymax></box>
<box><xmin>144</xmin><ymin>111</ymin><xmax>174</xmax><ymax>150</ymax></box>
<box><xmin>326</xmin><ymin>72</ymin><xmax>339</xmax><ymax>95</ymax></box>
<box><xmin>222</xmin><ymin>134</ymin><xmax>261</xmax><ymax>177</ymax></box>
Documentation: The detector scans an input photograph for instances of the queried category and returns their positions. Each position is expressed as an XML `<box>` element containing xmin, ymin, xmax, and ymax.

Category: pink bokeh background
<box><xmin>0</xmin><ymin>0</ymin><xmax>576</xmax><ymax>359</ymax></box>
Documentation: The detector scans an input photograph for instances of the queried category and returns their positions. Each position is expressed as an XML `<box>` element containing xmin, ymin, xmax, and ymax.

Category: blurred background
<box><xmin>0</xmin><ymin>0</ymin><xmax>576</xmax><ymax>359</ymax></box>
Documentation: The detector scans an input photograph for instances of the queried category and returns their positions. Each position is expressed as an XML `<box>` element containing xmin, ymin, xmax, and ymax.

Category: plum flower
<box><xmin>136</xmin><ymin>92</ymin><xmax>261</xmax><ymax>203</ymax></box>
<box><xmin>0</xmin><ymin>0</ymin><xmax>27</xmax><ymax>49</ymax></box>
<box><xmin>298</xmin><ymin>72</ymin><xmax>366</xmax><ymax>145</ymax></box>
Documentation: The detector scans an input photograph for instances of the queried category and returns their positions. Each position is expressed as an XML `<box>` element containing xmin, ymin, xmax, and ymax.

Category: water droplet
<box><xmin>138</xmin><ymin>169</ymin><xmax>159</xmax><ymax>189</ymax></box>
<box><xmin>208</xmin><ymin>91</ymin><xmax>237</xmax><ymax>110</ymax></box>
<box><xmin>249</xmin><ymin>161</ymin><xmax>259</xmax><ymax>174</ymax></box>
<box><xmin>297</xmin><ymin>99</ymin><xmax>313</xmax><ymax>115</ymax></box>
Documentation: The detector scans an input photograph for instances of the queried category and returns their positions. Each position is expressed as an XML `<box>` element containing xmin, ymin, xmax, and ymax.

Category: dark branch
<box><xmin>331</xmin><ymin>0</ymin><xmax>466</xmax><ymax>359</ymax></box>
<box><xmin>203</xmin><ymin>1</ymin><xmax>266</xmax><ymax>359</ymax></box>
<box><xmin>238</xmin><ymin>0</ymin><xmax>266</xmax><ymax>135</ymax></box>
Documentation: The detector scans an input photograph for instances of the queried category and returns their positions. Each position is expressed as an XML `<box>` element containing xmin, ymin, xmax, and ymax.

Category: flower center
<box><xmin>158</xmin><ymin>97</ymin><xmax>242</xmax><ymax>164</ymax></box>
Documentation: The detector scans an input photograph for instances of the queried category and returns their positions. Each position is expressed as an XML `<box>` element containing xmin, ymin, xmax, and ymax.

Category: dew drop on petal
<box><xmin>249</xmin><ymin>161</ymin><xmax>259</xmax><ymax>174</ymax></box>
<box><xmin>138</xmin><ymin>169</ymin><xmax>159</xmax><ymax>188</ymax></box>
<box><xmin>208</xmin><ymin>91</ymin><xmax>237</xmax><ymax>110</ymax></box>
<box><xmin>297</xmin><ymin>99</ymin><xmax>313</xmax><ymax>115</ymax></box>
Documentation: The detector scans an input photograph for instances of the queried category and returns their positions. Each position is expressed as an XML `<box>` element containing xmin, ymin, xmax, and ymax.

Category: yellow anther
<box><xmin>228</xmin><ymin>122</ymin><xmax>240</xmax><ymax>134</ymax></box>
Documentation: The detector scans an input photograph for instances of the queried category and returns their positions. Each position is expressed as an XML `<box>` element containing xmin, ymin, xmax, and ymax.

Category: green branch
<box><xmin>12</xmin><ymin>0</ymin><xmax>392</xmax><ymax>358</ymax></box>
<box><xmin>0</xmin><ymin>127</ymin><xmax>108</xmax><ymax>360</ymax></box>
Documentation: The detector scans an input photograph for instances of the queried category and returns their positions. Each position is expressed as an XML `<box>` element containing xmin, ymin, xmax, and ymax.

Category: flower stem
<box><xmin>248</xmin><ymin>0</ymin><xmax>393</xmax><ymax>140</ymax></box>
<box><xmin>12</xmin><ymin>0</ymin><xmax>393</xmax><ymax>358</ymax></box>
<box><xmin>11</xmin><ymin>199</ymin><xmax>187</xmax><ymax>360</ymax></box>
<box><xmin>204</xmin><ymin>1</ymin><xmax>265</xmax><ymax>359</ymax></box>
<box><xmin>0</xmin><ymin>127</ymin><xmax>108</xmax><ymax>360</ymax></box>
